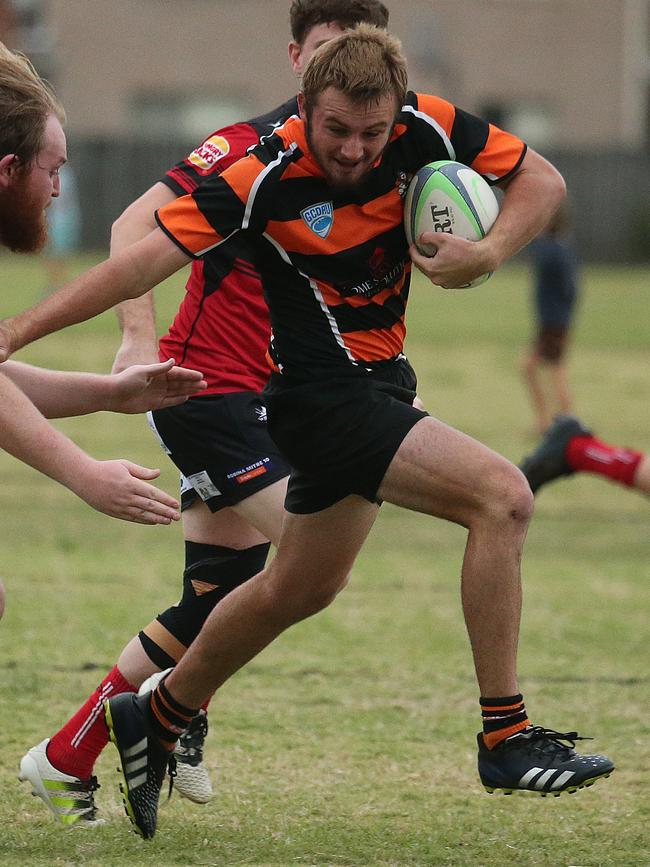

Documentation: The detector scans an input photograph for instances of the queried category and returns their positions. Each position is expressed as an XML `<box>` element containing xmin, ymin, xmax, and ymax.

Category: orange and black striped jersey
<box><xmin>156</xmin><ymin>91</ymin><xmax>526</xmax><ymax>381</ymax></box>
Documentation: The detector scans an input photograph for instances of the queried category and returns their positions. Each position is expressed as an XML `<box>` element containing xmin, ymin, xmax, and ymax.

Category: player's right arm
<box><xmin>0</xmin><ymin>369</ymin><xmax>181</xmax><ymax>524</ymax></box>
<box><xmin>0</xmin><ymin>228</ymin><xmax>191</xmax><ymax>360</ymax></box>
<box><xmin>110</xmin><ymin>182</ymin><xmax>178</xmax><ymax>372</ymax></box>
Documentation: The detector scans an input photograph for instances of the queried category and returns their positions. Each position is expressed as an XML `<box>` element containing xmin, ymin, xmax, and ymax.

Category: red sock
<box><xmin>566</xmin><ymin>436</ymin><xmax>643</xmax><ymax>487</ymax></box>
<box><xmin>46</xmin><ymin>666</ymin><xmax>137</xmax><ymax>778</ymax></box>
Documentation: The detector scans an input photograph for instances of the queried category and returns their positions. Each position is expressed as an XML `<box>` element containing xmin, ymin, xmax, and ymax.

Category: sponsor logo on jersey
<box><xmin>396</xmin><ymin>171</ymin><xmax>413</xmax><ymax>198</ymax></box>
<box><xmin>187</xmin><ymin>135</ymin><xmax>231</xmax><ymax>173</ymax></box>
<box><xmin>337</xmin><ymin>251</ymin><xmax>406</xmax><ymax>299</ymax></box>
<box><xmin>300</xmin><ymin>201</ymin><xmax>334</xmax><ymax>239</ymax></box>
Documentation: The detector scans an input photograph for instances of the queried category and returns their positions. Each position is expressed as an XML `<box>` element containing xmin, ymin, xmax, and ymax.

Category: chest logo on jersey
<box><xmin>187</xmin><ymin>135</ymin><xmax>231</xmax><ymax>174</ymax></box>
<box><xmin>300</xmin><ymin>202</ymin><xmax>334</xmax><ymax>240</ymax></box>
<box><xmin>396</xmin><ymin>171</ymin><xmax>414</xmax><ymax>199</ymax></box>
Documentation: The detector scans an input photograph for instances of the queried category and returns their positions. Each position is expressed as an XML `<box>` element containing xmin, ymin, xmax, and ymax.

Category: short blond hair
<box><xmin>0</xmin><ymin>41</ymin><xmax>65</xmax><ymax>164</ymax></box>
<box><xmin>301</xmin><ymin>23</ymin><xmax>407</xmax><ymax>114</ymax></box>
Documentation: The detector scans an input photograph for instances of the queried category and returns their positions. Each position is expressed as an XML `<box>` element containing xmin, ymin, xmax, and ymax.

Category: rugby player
<box><xmin>0</xmin><ymin>41</ymin><xmax>206</xmax><ymax>539</ymax></box>
<box><xmin>17</xmin><ymin>0</ymin><xmax>391</xmax><ymax>824</ymax></box>
<box><xmin>2</xmin><ymin>26</ymin><xmax>614</xmax><ymax>838</ymax></box>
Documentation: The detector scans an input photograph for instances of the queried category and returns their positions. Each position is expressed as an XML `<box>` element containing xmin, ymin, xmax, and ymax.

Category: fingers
<box><xmin>120</xmin><ymin>461</ymin><xmax>161</xmax><ymax>481</ymax></box>
<box><xmin>165</xmin><ymin>378</ymin><xmax>207</xmax><ymax>396</ymax></box>
<box><xmin>122</xmin><ymin>485</ymin><xmax>181</xmax><ymax>524</ymax></box>
<box><xmin>142</xmin><ymin>358</ymin><xmax>175</xmax><ymax>377</ymax></box>
<box><xmin>165</xmin><ymin>365</ymin><xmax>206</xmax><ymax>383</ymax></box>
<box><xmin>409</xmin><ymin>243</ymin><xmax>435</xmax><ymax>271</ymax></box>
<box><xmin>125</xmin><ymin>495</ymin><xmax>181</xmax><ymax>524</ymax></box>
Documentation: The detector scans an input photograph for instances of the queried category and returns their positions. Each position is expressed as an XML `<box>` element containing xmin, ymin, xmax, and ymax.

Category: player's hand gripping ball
<box><xmin>404</xmin><ymin>160</ymin><xmax>499</xmax><ymax>287</ymax></box>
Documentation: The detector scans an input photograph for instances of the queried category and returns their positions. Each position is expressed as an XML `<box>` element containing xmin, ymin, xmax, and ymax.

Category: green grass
<box><xmin>0</xmin><ymin>253</ymin><xmax>648</xmax><ymax>866</ymax></box>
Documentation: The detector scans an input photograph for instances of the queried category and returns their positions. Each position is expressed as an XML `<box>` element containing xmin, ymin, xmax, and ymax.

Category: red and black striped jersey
<box><xmin>157</xmin><ymin>92</ymin><xmax>526</xmax><ymax>382</ymax></box>
<box><xmin>158</xmin><ymin>97</ymin><xmax>298</xmax><ymax>394</ymax></box>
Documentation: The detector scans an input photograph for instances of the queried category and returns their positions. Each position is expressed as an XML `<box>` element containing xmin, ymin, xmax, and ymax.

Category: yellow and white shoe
<box><xmin>19</xmin><ymin>739</ymin><xmax>105</xmax><ymax>826</ymax></box>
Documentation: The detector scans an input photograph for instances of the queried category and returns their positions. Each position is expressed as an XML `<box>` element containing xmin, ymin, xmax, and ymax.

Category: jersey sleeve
<box><xmin>156</xmin><ymin>151</ymin><xmax>268</xmax><ymax>259</ymax></box>
<box><xmin>412</xmin><ymin>93</ymin><xmax>526</xmax><ymax>184</ymax></box>
<box><xmin>161</xmin><ymin>123</ymin><xmax>260</xmax><ymax>196</ymax></box>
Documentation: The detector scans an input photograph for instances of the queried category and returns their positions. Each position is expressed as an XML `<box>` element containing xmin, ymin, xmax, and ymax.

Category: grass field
<box><xmin>0</xmin><ymin>254</ymin><xmax>648</xmax><ymax>867</ymax></box>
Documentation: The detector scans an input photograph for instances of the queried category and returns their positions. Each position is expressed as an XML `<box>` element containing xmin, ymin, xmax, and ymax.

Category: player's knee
<box><xmin>478</xmin><ymin>462</ymin><xmax>534</xmax><ymax>530</ymax></box>
<box><xmin>139</xmin><ymin>540</ymin><xmax>270</xmax><ymax>668</ymax></box>
<box><xmin>262</xmin><ymin>560</ymin><xmax>346</xmax><ymax>623</ymax></box>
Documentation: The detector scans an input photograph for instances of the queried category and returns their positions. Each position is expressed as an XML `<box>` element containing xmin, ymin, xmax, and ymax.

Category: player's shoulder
<box><xmin>245</xmin><ymin>96</ymin><xmax>299</xmax><ymax>136</ymax></box>
<box><xmin>399</xmin><ymin>91</ymin><xmax>456</xmax><ymax>124</ymax></box>
<box><xmin>192</xmin><ymin>97</ymin><xmax>299</xmax><ymax>176</ymax></box>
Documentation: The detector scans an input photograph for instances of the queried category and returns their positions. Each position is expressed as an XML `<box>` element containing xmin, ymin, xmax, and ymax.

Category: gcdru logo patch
<box><xmin>301</xmin><ymin>202</ymin><xmax>334</xmax><ymax>239</ymax></box>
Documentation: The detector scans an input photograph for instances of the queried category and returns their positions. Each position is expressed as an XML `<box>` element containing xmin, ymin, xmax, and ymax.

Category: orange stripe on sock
<box><xmin>148</xmin><ymin>694</ymin><xmax>184</xmax><ymax>752</ymax></box>
<box><xmin>481</xmin><ymin>702</ymin><xmax>524</xmax><ymax>712</ymax></box>
<box><xmin>483</xmin><ymin>719</ymin><xmax>530</xmax><ymax>750</ymax></box>
<box><xmin>154</xmin><ymin>688</ymin><xmax>193</xmax><ymax>723</ymax></box>
<box><xmin>149</xmin><ymin>693</ymin><xmax>170</xmax><ymax>728</ymax></box>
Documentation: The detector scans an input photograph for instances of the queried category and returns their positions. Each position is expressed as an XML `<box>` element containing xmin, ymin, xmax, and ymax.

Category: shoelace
<box><xmin>79</xmin><ymin>776</ymin><xmax>101</xmax><ymax>820</ymax></box>
<box><xmin>164</xmin><ymin>754</ymin><xmax>177</xmax><ymax>804</ymax></box>
<box><xmin>176</xmin><ymin>714</ymin><xmax>208</xmax><ymax>762</ymax></box>
<box><xmin>526</xmin><ymin>727</ymin><xmax>592</xmax><ymax>754</ymax></box>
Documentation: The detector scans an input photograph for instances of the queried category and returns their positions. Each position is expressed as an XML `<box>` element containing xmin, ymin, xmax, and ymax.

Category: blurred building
<box><xmin>3</xmin><ymin>0</ymin><xmax>646</xmax><ymax>151</ymax></box>
<box><xmin>1</xmin><ymin>0</ymin><xmax>649</xmax><ymax>258</ymax></box>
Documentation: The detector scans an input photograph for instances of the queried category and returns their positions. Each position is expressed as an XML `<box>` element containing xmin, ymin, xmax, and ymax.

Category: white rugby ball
<box><xmin>404</xmin><ymin>160</ymin><xmax>499</xmax><ymax>287</ymax></box>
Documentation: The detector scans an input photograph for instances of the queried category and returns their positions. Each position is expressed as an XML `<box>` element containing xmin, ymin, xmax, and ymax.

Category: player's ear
<box><xmin>288</xmin><ymin>40</ymin><xmax>302</xmax><ymax>74</ymax></box>
<box><xmin>0</xmin><ymin>154</ymin><xmax>19</xmax><ymax>188</ymax></box>
<box><xmin>297</xmin><ymin>92</ymin><xmax>307</xmax><ymax>121</ymax></box>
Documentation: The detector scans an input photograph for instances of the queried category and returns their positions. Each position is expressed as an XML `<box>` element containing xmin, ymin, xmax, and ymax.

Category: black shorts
<box><xmin>264</xmin><ymin>358</ymin><xmax>428</xmax><ymax>515</ymax></box>
<box><xmin>148</xmin><ymin>393</ymin><xmax>291</xmax><ymax>512</ymax></box>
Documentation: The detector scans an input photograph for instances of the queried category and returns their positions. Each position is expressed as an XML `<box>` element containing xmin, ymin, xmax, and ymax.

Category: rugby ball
<box><xmin>404</xmin><ymin>160</ymin><xmax>499</xmax><ymax>287</ymax></box>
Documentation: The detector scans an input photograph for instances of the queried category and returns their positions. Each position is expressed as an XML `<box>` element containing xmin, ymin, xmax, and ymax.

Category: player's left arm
<box><xmin>482</xmin><ymin>147</ymin><xmax>566</xmax><ymax>268</ymax></box>
<box><xmin>0</xmin><ymin>357</ymin><xmax>206</xmax><ymax>417</ymax></box>
<box><xmin>0</xmin><ymin>228</ymin><xmax>191</xmax><ymax>361</ymax></box>
<box><xmin>412</xmin><ymin>149</ymin><xmax>565</xmax><ymax>289</ymax></box>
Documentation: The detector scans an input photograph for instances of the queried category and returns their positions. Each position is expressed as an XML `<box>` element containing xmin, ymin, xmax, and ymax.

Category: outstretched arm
<box><xmin>111</xmin><ymin>182</ymin><xmax>179</xmax><ymax>372</ymax></box>
<box><xmin>0</xmin><ymin>228</ymin><xmax>190</xmax><ymax>361</ymax></box>
<box><xmin>0</xmin><ymin>370</ymin><xmax>181</xmax><ymax>524</ymax></box>
<box><xmin>0</xmin><ymin>357</ymin><xmax>206</xmax><ymax>417</ymax></box>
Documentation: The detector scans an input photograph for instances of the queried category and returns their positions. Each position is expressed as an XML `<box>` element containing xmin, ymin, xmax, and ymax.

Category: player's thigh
<box><xmin>231</xmin><ymin>477</ymin><xmax>288</xmax><ymax>547</ymax></box>
<box><xmin>182</xmin><ymin>498</ymin><xmax>271</xmax><ymax>549</ymax></box>
<box><xmin>378</xmin><ymin>416</ymin><xmax>532</xmax><ymax>527</ymax></box>
<box><xmin>269</xmin><ymin>494</ymin><xmax>380</xmax><ymax>596</ymax></box>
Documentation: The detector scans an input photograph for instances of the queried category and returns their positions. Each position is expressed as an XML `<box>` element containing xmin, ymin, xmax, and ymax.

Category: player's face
<box><xmin>24</xmin><ymin>114</ymin><xmax>67</xmax><ymax>211</ymax></box>
<box><xmin>301</xmin><ymin>87</ymin><xmax>397</xmax><ymax>191</ymax></box>
<box><xmin>288</xmin><ymin>22</ymin><xmax>346</xmax><ymax>74</ymax></box>
<box><xmin>0</xmin><ymin>114</ymin><xmax>67</xmax><ymax>253</ymax></box>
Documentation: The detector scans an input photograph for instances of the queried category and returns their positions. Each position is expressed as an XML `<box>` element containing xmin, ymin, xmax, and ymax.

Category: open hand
<box><xmin>109</xmin><ymin>358</ymin><xmax>207</xmax><ymax>413</ymax></box>
<box><xmin>73</xmin><ymin>459</ymin><xmax>182</xmax><ymax>524</ymax></box>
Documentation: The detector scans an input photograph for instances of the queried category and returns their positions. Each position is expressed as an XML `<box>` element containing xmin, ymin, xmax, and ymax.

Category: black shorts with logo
<box><xmin>148</xmin><ymin>393</ymin><xmax>291</xmax><ymax>512</ymax></box>
<box><xmin>264</xmin><ymin>357</ymin><xmax>428</xmax><ymax>515</ymax></box>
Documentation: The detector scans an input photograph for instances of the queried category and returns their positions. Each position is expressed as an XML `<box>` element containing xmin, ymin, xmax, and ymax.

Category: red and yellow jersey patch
<box><xmin>187</xmin><ymin>134</ymin><xmax>232</xmax><ymax>174</ymax></box>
